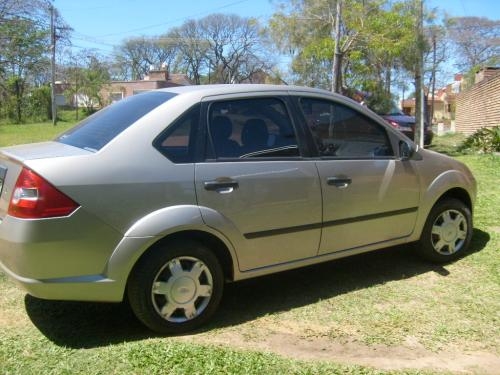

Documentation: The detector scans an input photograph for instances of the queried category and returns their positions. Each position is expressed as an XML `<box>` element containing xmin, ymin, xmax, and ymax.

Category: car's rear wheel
<box><xmin>416</xmin><ymin>198</ymin><xmax>472</xmax><ymax>263</ymax></box>
<box><xmin>127</xmin><ymin>239</ymin><xmax>223</xmax><ymax>334</ymax></box>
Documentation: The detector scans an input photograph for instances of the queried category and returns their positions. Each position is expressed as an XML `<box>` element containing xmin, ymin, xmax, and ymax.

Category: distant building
<box><xmin>57</xmin><ymin>69</ymin><xmax>192</xmax><ymax>109</ymax></box>
<box><xmin>101</xmin><ymin>70</ymin><xmax>191</xmax><ymax>104</ymax></box>
<box><xmin>401</xmin><ymin>73</ymin><xmax>463</xmax><ymax>126</ymax></box>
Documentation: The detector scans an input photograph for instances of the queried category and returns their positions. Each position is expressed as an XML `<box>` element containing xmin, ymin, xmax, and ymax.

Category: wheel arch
<box><xmin>130</xmin><ymin>230</ymin><xmax>235</xmax><ymax>283</ymax></box>
<box><xmin>434</xmin><ymin>187</ymin><xmax>473</xmax><ymax>214</ymax></box>
<box><xmin>411</xmin><ymin>183</ymin><xmax>475</xmax><ymax>244</ymax></box>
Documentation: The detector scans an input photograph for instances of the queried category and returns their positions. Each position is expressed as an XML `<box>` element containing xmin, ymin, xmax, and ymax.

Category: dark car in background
<box><xmin>379</xmin><ymin>107</ymin><xmax>433</xmax><ymax>145</ymax></box>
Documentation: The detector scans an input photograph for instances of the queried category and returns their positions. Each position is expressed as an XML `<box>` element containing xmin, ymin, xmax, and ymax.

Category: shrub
<box><xmin>459</xmin><ymin>126</ymin><xmax>500</xmax><ymax>154</ymax></box>
<box><xmin>26</xmin><ymin>85</ymin><xmax>52</xmax><ymax>122</ymax></box>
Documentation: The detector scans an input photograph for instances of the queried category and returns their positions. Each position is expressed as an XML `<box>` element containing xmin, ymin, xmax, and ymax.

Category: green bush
<box><xmin>25</xmin><ymin>85</ymin><xmax>52</xmax><ymax>122</ymax></box>
<box><xmin>459</xmin><ymin>126</ymin><xmax>500</xmax><ymax>154</ymax></box>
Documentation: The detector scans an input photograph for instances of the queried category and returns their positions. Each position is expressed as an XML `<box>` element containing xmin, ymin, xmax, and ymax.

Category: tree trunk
<box><xmin>15</xmin><ymin>79</ymin><xmax>22</xmax><ymax>124</ymax></box>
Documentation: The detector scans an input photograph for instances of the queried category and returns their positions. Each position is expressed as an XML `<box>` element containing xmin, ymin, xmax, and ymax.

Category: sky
<box><xmin>53</xmin><ymin>0</ymin><xmax>276</xmax><ymax>55</ymax></box>
<box><xmin>53</xmin><ymin>0</ymin><xmax>500</xmax><ymax>56</ymax></box>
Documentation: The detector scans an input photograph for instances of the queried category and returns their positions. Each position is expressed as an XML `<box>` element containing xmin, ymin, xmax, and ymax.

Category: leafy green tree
<box><xmin>0</xmin><ymin>16</ymin><xmax>49</xmax><ymax>122</ymax></box>
<box><xmin>268</xmin><ymin>0</ymin><xmax>417</xmax><ymax>101</ymax></box>
<box><xmin>80</xmin><ymin>57</ymin><xmax>110</xmax><ymax>114</ymax></box>
<box><xmin>26</xmin><ymin>85</ymin><xmax>52</xmax><ymax>121</ymax></box>
<box><xmin>0</xmin><ymin>0</ymin><xmax>69</xmax><ymax>123</ymax></box>
<box><xmin>60</xmin><ymin>51</ymin><xmax>110</xmax><ymax>115</ymax></box>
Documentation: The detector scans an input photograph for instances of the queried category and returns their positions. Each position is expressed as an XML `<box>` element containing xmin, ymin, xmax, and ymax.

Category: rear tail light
<box><xmin>386</xmin><ymin>120</ymin><xmax>401</xmax><ymax>129</ymax></box>
<box><xmin>8</xmin><ymin>167</ymin><xmax>79</xmax><ymax>219</ymax></box>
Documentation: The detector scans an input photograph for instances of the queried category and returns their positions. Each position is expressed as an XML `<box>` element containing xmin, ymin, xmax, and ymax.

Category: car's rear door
<box><xmin>195</xmin><ymin>94</ymin><xmax>322</xmax><ymax>272</ymax></box>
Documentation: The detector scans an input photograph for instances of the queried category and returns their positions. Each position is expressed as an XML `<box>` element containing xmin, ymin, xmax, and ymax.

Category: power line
<box><xmin>59</xmin><ymin>0</ymin><xmax>260</xmax><ymax>43</ymax></box>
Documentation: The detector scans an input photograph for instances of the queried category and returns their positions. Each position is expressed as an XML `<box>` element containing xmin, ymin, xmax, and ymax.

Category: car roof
<box><xmin>155</xmin><ymin>84</ymin><xmax>366</xmax><ymax>112</ymax></box>
<box><xmin>156</xmin><ymin>84</ymin><xmax>335</xmax><ymax>98</ymax></box>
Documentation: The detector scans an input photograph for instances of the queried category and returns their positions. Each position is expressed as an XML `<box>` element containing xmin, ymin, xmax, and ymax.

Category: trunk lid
<box><xmin>0</xmin><ymin>142</ymin><xmax>91</xmax><ymax>219</ymax></box>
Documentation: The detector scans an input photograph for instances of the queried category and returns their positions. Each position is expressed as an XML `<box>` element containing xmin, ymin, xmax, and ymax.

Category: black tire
<box><xmin>127</xmin><ymin>239</ymin><xmax>224</xmax><ymax>334</ymax></box>
<box><xmin>416</xmin><ymin>198</ymin><xmax>472</xmax><ymax>263</ymax></box>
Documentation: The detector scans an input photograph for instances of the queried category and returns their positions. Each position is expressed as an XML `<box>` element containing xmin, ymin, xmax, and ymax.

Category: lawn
<box><xmin>0</xmin><ymin>130</ymin><xmax>499</xmax><ymax>374</ymax></box>
<box><xmin>0</xmin><ymin>111</ymin><xmax>79</xmax><ymax>147</ymax></box>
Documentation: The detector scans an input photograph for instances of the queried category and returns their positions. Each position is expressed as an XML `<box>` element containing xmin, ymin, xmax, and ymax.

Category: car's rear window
<box><xmin>56</xmin><ymin>91</ymin><xmax>176</xmax><ymax>151</ymax></box>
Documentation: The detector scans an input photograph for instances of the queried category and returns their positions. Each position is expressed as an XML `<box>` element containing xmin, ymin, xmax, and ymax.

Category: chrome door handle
<box><xmin>204</xmin><ymin>180</ymin><xmax>239</xmax><ymax>192</ymax></box>
<box><xmin>327</xmin><ymin>177</ymin><xmax>352</xmax><ymax>189</ymax></box>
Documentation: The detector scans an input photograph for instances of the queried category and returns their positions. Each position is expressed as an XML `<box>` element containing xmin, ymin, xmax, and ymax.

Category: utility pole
<box><xmin>430</xmin><ymin>32</ymin><xmax>437</xmax><ymax>127</ymax></box>
<box><xmin>331</xmin><ymin>0</ymin><xmax>342</xmax><ymax>93</ymax></box>
<box><xmin>50</xmin><ymin>4</ymin><xmax>57</xmax><ymax>126</ymax></box>
<box><xmin>414</xmin><ymin>0</ymin><xmax>424</xmax><ymax>148</ymax></box>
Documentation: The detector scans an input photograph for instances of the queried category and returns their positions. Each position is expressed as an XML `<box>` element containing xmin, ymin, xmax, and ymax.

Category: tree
<box><xmin>0</xmin><ymin>0</ymin><xmax>70</xmax><ymax>123</ymax></box>
<box><xmin>113</xmin><ymin>13</ymin><xmax>271</xmax><ymax>85</ymax></box>
<box><xmin>348</xmin><ymin>1</ymin><xmax>418</xmax><ymax>111</ymax></box>
<box><xmin>113</xmin><ymin>35</ymin><xmax>178</xmax><ymax>80</ymax></box>
<box><xmin>0</xmin><ymin>16</ymin><xmax>49</xmax><ymax>122</ymax></box>
<box><xmin>268</xmin><ymin>0</ymin><xmax>416</xmax><ymax>100</ymax></box>
<box><xmin>423</xmin><ymin>24</ymin><xmax>450</xmax><ymax>124</ymax></box>
<box><xmin>194</xmin><ymin>13</ymin><xmax>271</xmax><ymax>83</ymax></box>
<box><xmin>170</xmin><ymin>21</ymin><xmax>210</xmax><ymax>84</ymax></box>
<box><xmin>446</xmin><ymin>16</ymin><xmax>500</xmax><ymax>72</ymax></box>
<box><xmin>77</xmin><ymin>54</ymin><xmax>110</xmax><ymax>114</ymax></box>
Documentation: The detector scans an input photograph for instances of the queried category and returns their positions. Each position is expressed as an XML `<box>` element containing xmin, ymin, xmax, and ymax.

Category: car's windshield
<box><xmin>56</xmin><ymin>91</ymin><xmax>176</xmax><ymax>151</ymax></box>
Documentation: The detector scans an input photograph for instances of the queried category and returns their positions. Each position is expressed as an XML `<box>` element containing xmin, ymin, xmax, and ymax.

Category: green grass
<box><xmin>427</xmin><ymin>132</ymin><xmax>467</xmax><ymax>156</ymax></box>
<box><xmin>0</xmin><ymin>110</ymin><xmax>81</xmax><ymax>147</ymax></box>
<box><xmin>0</xmin><ymin>131</ymin><xmax>499</xmax><ymax>374</ymax></box>
<box><xmin>272</xmin><ymin>152</ymin><xmax>500</xmax><ymax>351</ymax></box>
<box><xmin>0</xmin><ymin>327</ymin><xmax>430</xmax><ymax>375</ymax></box>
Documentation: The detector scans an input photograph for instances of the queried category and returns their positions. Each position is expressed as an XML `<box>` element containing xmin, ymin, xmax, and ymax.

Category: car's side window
<box><xmin>153</xmin><ymin>104</ymin><xmax>200</xmax><ymax>163</ymax></box>
<box><xmin>299</xmin><ymin>98</ymin><xmax>394</xmax><ymax>158</ymax></box>
<box><xmin>207</xmin><ymin>97</ymin><xmax>300</xmax><ymax>159</ymax></box>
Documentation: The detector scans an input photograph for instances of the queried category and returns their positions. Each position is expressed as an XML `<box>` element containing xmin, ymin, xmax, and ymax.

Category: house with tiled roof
<box><xmin>401</xmin><ymin>74</ymin><xmax>462</xmax><ymax>127</ymax></box>
<box><xmin>101</xmin><ymin>70</ymin><xmax>191</xmax><ymax>104</ymax></box>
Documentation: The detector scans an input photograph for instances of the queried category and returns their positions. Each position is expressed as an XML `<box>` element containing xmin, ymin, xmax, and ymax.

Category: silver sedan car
<box><xmin>0</xmin><ymin>84</ymin><xmax>476</xmax><ymax>333</ymax></box>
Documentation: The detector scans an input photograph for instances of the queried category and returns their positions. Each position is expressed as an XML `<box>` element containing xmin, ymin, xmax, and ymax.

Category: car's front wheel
<box><xmin>416</xmin><ymin>198</ymin><xmax>473</xmax><ymax>263</ymax></box>
<box><xmin>127</xmin><ymin>239</ymin><xmax>224</xmax><ymax>334</ymax></box>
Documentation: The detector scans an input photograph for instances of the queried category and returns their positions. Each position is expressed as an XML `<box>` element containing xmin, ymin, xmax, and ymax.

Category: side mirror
<box><xmin>399</xmin><ymin>141</ymin><xmax>414</xmax><ymax>161</ymax></box>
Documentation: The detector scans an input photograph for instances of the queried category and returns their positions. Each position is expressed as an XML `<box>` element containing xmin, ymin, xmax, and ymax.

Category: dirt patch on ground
<box><xmin>177</xmin><ymin>317</ymin><xmax>500</xmax><ymax>374</ymax></box>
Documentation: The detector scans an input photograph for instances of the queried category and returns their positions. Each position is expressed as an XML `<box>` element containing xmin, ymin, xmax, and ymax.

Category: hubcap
<box><xmin>151</xmin><ymin>256</ymin><xmax>213</xmax><ymax>323</ymax></box>
<box><xmin>431</xmin><ymin>209</ymin><xmax>468</xmax><ymax>255</ymax></box>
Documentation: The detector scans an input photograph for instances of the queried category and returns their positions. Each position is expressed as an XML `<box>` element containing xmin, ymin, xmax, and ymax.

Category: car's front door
<box><xmin>195</xmin><ymin>96</ymin><xmax>322</xmax><ymax>271</ymax></box>
<box><xmin>297</xmin><ymin>97</ymin><xmax>420</xmax><ymax>254</ymax></box>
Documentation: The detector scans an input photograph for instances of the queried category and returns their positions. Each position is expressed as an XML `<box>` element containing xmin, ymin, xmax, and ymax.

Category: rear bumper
<box><xmin>0</xmin><ymin>261</ymin><xmax>123</xmax><ymax>302</ymax></box>
<box><xmin>0</xmin><ymin>209</ymin><xmax>125</xmax><ymax>302</ymax></box>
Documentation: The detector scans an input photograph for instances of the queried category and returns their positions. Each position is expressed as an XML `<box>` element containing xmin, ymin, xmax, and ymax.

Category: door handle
<box><xmin>327</xmin><ymin>177</ymin><xmax>352</xmax><ymax>189</ymax></box>
<box><xmin>204</xmin><ymin>179</ymin><xmax>239</xmax><ymax>192</ymax></box>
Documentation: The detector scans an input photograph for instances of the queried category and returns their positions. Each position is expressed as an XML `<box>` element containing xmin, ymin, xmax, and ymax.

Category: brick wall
<box><xmin>455</xmin><ymin>73</ymin><xmax>500</xmax><ymax>135</ymax></box>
